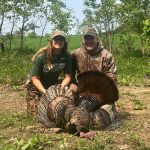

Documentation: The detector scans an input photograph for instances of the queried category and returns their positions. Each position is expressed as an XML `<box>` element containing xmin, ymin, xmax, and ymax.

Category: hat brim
<box><xmin>83</xmin><ymin>33</ymin><xmax>96</xmax><ymax>37</ymax></box>
<box><xmin>52</xmin><ymin>34</ymin><xmax>66</xmax><ymax>39</ymax></box>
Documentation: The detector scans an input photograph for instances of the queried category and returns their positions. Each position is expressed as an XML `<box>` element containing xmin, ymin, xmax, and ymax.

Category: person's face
<box><xmin>83</xmin><ymin>35</ymin><xmax>98</xmax><ymax>52</ymax></box>
<box><xmin>52</xmin><ymin>35</ymin><xmax>65</xmax><ymax>55</ymax></box>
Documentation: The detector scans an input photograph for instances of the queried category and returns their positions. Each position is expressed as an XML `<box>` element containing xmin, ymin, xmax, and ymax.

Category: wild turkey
<box><xmin>67</xmin><ymin>70</ymin><xmax>119</xmax><ymax>133</ymax></box>
<box><xmin>37</xmin><ymin>84</ymin><xmax>75</xmax><ymax>127</ymax></box>
<box><xmin>37</xmin><ymin>71</ymin><xmax>119</xmax><ymax>135</ymax></box>
<box><xmin>78</xmin><ymin>71</ymin><xmax>119</xmax><ymax>106</ymax></box>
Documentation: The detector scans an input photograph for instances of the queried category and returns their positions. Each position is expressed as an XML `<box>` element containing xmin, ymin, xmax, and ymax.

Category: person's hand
<box><xmin>70</xmin><ymin>84</ymin><xmax>78</xmax><ymax>93</ymax></box>
<box><xmin>61</xmin><ymin>83</ymin><xmax>66</xmax><ymax>89</ymax></box>
<box><xmin>41</xmin><ymin>89</ymin><xmax>46</xmax><ymax>96</ymax></box>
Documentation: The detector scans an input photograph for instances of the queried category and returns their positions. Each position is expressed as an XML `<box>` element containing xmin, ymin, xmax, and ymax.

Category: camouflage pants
<box><xmin>25</xmin><ymin>81</ymin><xmax>41</xmax><ymax>117</ymax></box>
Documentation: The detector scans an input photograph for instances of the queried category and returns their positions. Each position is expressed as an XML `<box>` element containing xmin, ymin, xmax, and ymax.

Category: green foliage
<box><xmin>115</xmin><ymin>55</ymin><xmax>150</xmax><ymax>86</ymax></box>
<box><xmin>114</xmin><ymin>33</ymin><xmax>139</xmax><ymax>53</ymax></box>
<box><xmin>0</xmin><ymin>113</ymin><xmax>36</xmax><ymax>129</ymax></box>
<box><xmin>27</xmin><ymin>32</ymin><xmax>37</xmax><ymax>38</ymax></box>
<box><xmin>0</xmin><ymin>0</ymin><xmax>76</xmax><ymax>52</ymax></box>
<box><xmin>116</xmin><ymin>0</ymin><xmax>149</xmax><ymax>55</ymax></box>
<box><xmin>143</xmin><ymin>19</ymin><xmax>150</xmax><ymax>37</ymax></box>
<box><xmin>0</xmin><ymin>52</ymin><xmax>32</xmax><ymax>85</ymax></box>
<box><xmin>67</xmin><ymin>35</ymin><xmax>81</xmax><ymax>51</ymax></box>
<box><xmin>49</xmin><ymin>1</ymin><xmax>75</xmax><ymax>34</ymax></box>
<box><xmin>82</xmin><ymin>0</ymin><xmax>149</xmax><ymax>54</ymax></box>
<box><xmin>15</xmin><ymin>134</ymin><xmax>54</xmax><ymax>150</ymax></box>
<box><xmin>143</xmin><ymin>19</ymin><xmax>150</xmax><ymax>54</ymax></box>
<box><xmin>127</xmin><ymin>133</ymin><xmax>148</xmax><ymax>149</ymax></box>
<box><xmin>117</xmin><ymin>0</ymin><xmax>149</xmax><ymax>35</ymax></box>
<box><xmin>83</xmin><ymin>0</ymin><xmax>117</xmax><ymax>29</ymax></box>
<box><xmin>132</xmin><ymin>99</ymin><xmax>147</xmax><ymax>110</ymax></box>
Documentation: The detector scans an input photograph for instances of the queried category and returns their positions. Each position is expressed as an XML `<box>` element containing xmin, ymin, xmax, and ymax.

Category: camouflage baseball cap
<box><xmin>83</xmin><ymin>26</ymin><xmax>97</xmax><ymax>37</ymax></box>
<box><xmin>51</xmin><ymin>29</ymin><xmax>66</xmax><ymax>39</ymax></box>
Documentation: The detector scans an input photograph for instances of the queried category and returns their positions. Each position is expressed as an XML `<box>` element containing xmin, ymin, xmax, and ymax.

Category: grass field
<box><xmin>0</xmin><ymin>35</ymin><xmax>150</xmax><ymax>149</ymax></box>
<box><xmin>0</xmin><ymin>85</ymin><xmax>150</xmax><ymax>150</ymax></box>
<box><xmin>0</xmin><ymin>35</ymin><xmax>150</xmax><ymax>86</ymax></box>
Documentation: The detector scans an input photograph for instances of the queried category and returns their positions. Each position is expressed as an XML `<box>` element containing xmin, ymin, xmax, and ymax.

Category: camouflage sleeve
<box><xmin>71</xmin><ymin>53</ymin><xmax>78</xmax><ymax>85</ymax></box>
<box><xmin>102</xmin><ymin>52</ymin><xmax>117</xmax><ymax>82</ymax></box>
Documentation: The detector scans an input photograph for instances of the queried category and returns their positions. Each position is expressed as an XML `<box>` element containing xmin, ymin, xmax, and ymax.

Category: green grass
<box><xmin>0</xmin><ymin>52</ymin><xmax>32</xmax><ymax>85</ymax></box>
<box><xmin>115</xmin><ymin>55</ymin><xmax>150</xmax><ymax>86</ymax></box>
<box><xmin>0</xmin><ymin>50</ymin><xmax>149</xmax><ymax>86</ymax></box>
<box><xmin>1</xmin><ymin>34</ymin><xmax>150</xmax><ymax>86</ymax></box>
<box><xmin>0</xmin><ymin>112</ymin><xmax>150</xmax><ymax>149</ymax></box>
<box><xmin>67</xmin><ymin>35</ymin><xmax>82</xmax><ymax>51</ymax></box>
<box><xmin>0</xmin><ymin>113</ymin><xmax>36</xmax><ymax>130</ymax></box>
<box><xmin>0</xmin><ymin>35</ymin><xmax>150</xmax><ymax>149</ymax></box>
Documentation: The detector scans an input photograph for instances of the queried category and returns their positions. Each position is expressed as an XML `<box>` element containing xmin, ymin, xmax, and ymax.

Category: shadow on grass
<box><xmin>106</xmin><ymin>111</ymin><xmax>131</xmax><ymax>130</ymax></box>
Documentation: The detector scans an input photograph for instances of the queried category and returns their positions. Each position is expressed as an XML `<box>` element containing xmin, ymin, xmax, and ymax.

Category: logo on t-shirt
<box><xmin>61</xmin><ymin>57</ymin><xmax>65</xmax><ymax>60</ymax></box>
<box><xmin>43</xmin><ymin>63</ymin><xmax>65</xmax><ymax>72</ymax></box>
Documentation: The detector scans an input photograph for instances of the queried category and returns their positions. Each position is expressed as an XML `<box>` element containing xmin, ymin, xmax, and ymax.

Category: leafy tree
<box><xmin>0</xmin><ymin>0</ymin><xmax>12</xmax><ymax>50</ymax></box>
<box><xmin>28</xmin><ymin>31</ymin><xmax>37</xmax><ymax>38</ymax></box>
<box><xmin>83</xmin><ymin>0</ymin><xmax>118</xmax><ymax>51</ymax></box>
<box><xmin>0</xmin><ymin>0</ymin><xmax>12</xmax><ymax>34</ymax></box>
<box><xmin>35</xmin><ymin>0</ymin><xmax>74</xmax><ymax>47</ymax></box>
<box><xmin>117</xmin><ymin>0</ymin><xmax>150</xmax><ymax>55</ymax></box>
<box><xmin>143</xmin><ymin>19</ymin><xmax>150</xmax><ymax>55</ymax></box>
<box><xmin>13</xmin><ymin>0</ymin><xmax>43</xmax><ymax>50</ymax></box>
<box><xmin>49</xmin><ymin>1</ymin><xmax>75</xmax><ymax>34</ymax></box>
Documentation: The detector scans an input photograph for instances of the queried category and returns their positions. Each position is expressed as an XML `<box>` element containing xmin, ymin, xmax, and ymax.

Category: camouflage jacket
<box><xmin>71</xmin><ymin>44</ymin><xmax>117</xmax><ymax>84</ymax></box>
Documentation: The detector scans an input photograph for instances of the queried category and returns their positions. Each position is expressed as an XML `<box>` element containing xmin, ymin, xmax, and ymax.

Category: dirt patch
<box><xmin>0</xmin><ymin>84</ymin><xmax>26</xmax><ymax>114</ymax></box>
<box><xmin>0</xmin><ymin>84</ymin><xmax>149</xmax><ymax>114</ymax></box>
<box><xmin>0</xmin><ymin>84</ymin><xmax>150</xmax><ymax>148</ymax></box>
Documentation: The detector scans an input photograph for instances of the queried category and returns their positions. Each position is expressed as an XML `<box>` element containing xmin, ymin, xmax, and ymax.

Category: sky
<box><xmin>39</xmin><ymin>0</ymin><xmax>85</xmax><ymax>35</ymax></box>
<box><xmin>65</xmin><ymin>0</ymin><xmax>85</xmax><ymax>34</ymax></box>
<box><xmin>65</xmin><ymin>0</ymin><xmax>84</xmax><ymax>22</ymax></box>
<box><xmin>42</xmin><ymin>0</ymin><xmax>85</xmax><ymax>34</ymax></box>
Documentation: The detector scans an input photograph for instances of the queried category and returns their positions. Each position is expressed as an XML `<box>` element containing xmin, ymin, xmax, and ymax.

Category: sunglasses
<box><xmin>84</xmin><ymin>35</ymin><xmax>95</xmax><ymax>41</ymax></box>
<box><xmin>53</xmin><ymin>36</ymin><xmax>65</xmax><ymax>42</ymax></box>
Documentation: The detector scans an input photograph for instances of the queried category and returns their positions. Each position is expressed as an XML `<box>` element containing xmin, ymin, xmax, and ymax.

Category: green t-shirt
<box><xmin>30</xmin><ymin>52</ymin><xmax>72</xmax><ymax>89</ymax></box>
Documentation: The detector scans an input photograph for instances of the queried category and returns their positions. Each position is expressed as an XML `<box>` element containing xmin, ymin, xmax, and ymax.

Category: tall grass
<box><xmin>116</xmin><ymin>55</ymin><xmax>150</xmax><ymax>86</ymax></box>
<box><xmin>0</xmin><ymin>35</ymin><xmax>149</xmax><ymax>86</ymax></box>
<box><xmin>0</xmin><ymin>52</ymin><xmax>32</xmax><ymax>85</ymax></box>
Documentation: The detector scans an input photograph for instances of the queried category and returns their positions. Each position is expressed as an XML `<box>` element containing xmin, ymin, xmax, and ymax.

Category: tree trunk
<box><xmin>140</xmin><ymin>35</ymin><xmax>145</xmax><ymax>56</ymax></box>
<box><xmin>39</xmin><ymin>20</ymin><xmax>48</xmax><ymax>48</ymax></box>
<box><xmin>0</xmin><ymin>12</ymin><xmax>5</xmax><ymax>34</ymax></box>
<box><xmin>20</xmin><ymin>17</ymin><xmax>26</xmax><ymax>51</ymax></box>
<box><xmin>0</xmin><ymin>12</ymin><xmax>5</xmax><ymax>53</ymax></box>
<box><xmin>110</xmin><ymin>32</ymin><xmax>115</xmax><ymax>53</ymax></box>
<box><xmin>9</xmin><ymin>15</ymin><xmax>16</xmax><ymax>50</ymax></box>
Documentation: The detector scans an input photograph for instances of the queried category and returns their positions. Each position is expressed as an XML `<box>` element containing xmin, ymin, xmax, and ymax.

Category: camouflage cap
<box><xmin>83</xmin><ymin>26</ymin><xmax>97</xmax><ymax>37</ymax></box>
<box><xmin>51</xmin><ymin>30</ymin><xmax>66</xmax><ymax>39</ymax></box>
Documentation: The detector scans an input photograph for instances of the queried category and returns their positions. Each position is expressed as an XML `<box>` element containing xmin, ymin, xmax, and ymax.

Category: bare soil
<box><xmin>0</xmin><ymin>84</ymin><xmax>26</xmax><ymax>114</ymax></box>
<box><xmin>0</xmin><ymin>84</ymin><xmax>150</xmax><ymax>148</ymax></box>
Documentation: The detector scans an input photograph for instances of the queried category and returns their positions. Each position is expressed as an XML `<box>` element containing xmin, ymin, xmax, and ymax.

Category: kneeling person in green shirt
<box><xmin>26</xmin><ymin>30</ymin><xmax>72</xmax><ymax>116</ymax></box>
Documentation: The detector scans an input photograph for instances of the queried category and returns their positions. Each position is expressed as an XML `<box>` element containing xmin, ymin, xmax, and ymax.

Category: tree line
<box><xmin>81</xmin><ymin>0</ymin><xmax>149</xmax><ymax>55</ymax></box>
<box><xmin>0</xmin><ymin>0</ymin><xmax>149</xmax><ymax>55</ymax></box>
<box><xmin>0</xmin><ymin>0</ymin><xmax>75</xmax><ymax>51</ymax></box>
